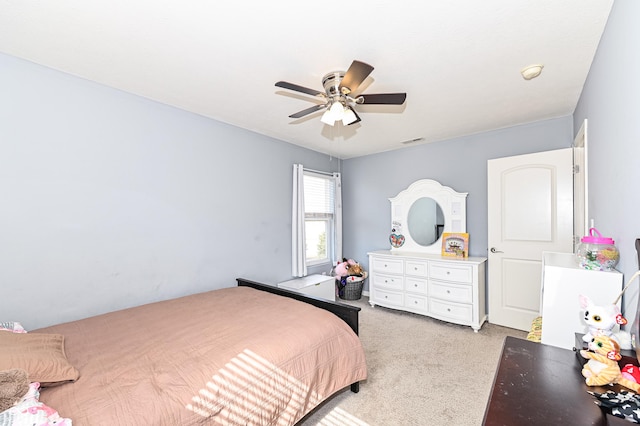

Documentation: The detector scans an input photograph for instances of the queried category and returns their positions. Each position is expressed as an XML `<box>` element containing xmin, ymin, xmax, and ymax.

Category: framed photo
<box><xmin>441</xmin><ymin>232</ymin><xmax>469</xmax><ymax>258</ymax></box>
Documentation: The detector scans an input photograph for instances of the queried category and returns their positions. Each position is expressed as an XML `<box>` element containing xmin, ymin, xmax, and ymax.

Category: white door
<box><xmin>487</xmin><ymin>148</ymin><xmax>574</xmax><ymax>331</ymax></box>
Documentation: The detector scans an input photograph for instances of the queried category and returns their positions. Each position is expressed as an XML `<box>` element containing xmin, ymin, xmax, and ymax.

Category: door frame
<box><xmin>573</xmin><ymin>119</ymin><xmax>589</xmax><ymax>249</ymax></box>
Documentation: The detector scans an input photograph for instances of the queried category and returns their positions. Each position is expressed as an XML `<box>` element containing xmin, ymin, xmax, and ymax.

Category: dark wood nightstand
<box><xmin>483</xmin><ymin>336</ymin><xmax>634</xmax><ymax>425</ymax></box>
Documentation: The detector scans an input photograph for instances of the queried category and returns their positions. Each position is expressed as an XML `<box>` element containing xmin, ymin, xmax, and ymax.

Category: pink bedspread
<box><xmin>35</xmin><ymin>287</ymin><xmax>367</xmax><ymax>425</ymax></box>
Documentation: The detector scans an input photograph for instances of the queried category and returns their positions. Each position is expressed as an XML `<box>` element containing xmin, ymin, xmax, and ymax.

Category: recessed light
<box><xmin>521</xmin><ymin>64</ymin><xmax>544</xmax><ymax>80</ymax></box>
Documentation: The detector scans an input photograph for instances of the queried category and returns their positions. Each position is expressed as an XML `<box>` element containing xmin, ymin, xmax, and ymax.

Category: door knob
<box><xmin>490</xmin><ymin>247</ymin><xmax>504</xmax><ymax>253</ymax></box>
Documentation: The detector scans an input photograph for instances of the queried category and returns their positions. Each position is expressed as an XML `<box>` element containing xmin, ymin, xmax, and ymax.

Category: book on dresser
<box><xmin>367</xmin><ymin>250</ymin><xmax>487</xmax><ymax>332</ymax></box>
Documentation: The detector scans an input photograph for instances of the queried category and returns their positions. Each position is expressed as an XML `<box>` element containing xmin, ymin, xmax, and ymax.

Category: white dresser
<box><xmin>368</xmin><ymin>250</ymin><xmax>487</xmax><ymax>332</ymax></box>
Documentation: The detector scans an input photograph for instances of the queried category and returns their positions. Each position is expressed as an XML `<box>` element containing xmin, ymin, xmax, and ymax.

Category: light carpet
<box><xmin>300</xmin><ymin>296</ymin><xmax>526</xmax><ymax>426</ymax></box>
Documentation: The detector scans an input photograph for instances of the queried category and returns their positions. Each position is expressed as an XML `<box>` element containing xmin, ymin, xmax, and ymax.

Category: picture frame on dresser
<box><xmin>441</xmin><ymin>232</ymin><xmax>469</xmax><ymax>258</ymax></box>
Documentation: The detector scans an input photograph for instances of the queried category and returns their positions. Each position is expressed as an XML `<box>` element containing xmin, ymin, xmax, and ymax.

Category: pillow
<box><xmin>0</xmin><ymin>322</ymin><xmax>26</xmax><ymax>333</ymax></box>
<box><xmin>0</xmin><ymin>331</ymin><xmax>79</xmax><ymax>387</ymax></box>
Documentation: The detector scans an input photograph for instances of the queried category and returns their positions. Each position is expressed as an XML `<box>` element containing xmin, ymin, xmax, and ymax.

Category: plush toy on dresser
<box><xmin>580</xmin><ymin>295</ymin><xmax>631</xmax><ymax>350</ymax></box>
<box><xmin>580</xmin><ymin>334</ymin><xmax>640</xmax><ymax>392</ymax></box>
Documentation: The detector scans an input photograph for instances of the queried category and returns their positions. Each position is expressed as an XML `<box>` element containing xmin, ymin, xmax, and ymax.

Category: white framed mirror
<box><xmin>389</xmin><ymin>179</ymin><xmax>467</xmax><ymax>254</ymax></box>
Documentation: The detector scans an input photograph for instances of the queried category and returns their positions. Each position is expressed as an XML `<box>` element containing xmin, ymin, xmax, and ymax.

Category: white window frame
<box><xmin>303</xmin><ymin>171</ymin><xmax>336</xmax><ymax>268</ymax></box>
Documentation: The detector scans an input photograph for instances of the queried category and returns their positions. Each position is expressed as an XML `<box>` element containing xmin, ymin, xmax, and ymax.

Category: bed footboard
<box><xmin>236</xmin><ymin>278</ymin><xmax>361</xmax><ymax>393</ymax></box>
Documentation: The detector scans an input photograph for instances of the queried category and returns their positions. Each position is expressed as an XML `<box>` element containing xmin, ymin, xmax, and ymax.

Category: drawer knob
<box><xmin>384</xmin><ymin>264</ymin><xmax>388</xmax><ymax>267</ymax></box>
<box><xmin>446</xmin><ymin>271</ymin><xmax>450</xmax><ymax>275</ymax></box>
<box><xmin>447</xmin><ymin>290</ymin><xmax>451</xmax><ymax>294</ymax></box>
<box><xmin>414</xmin><ymin>284</ymin><xmax>418</xmax><ymax>287</ymax></box>
<box><xmin>414</xmin><ymin>300</ymin><xmax>418</xmax><ymax>304</ymax></box>
<box><xmin>414</xmin><ymin>267</ymin><xmax>418</xmax><ymax>270</ymax></box>
<box><xmin>447</xmin><ymin>308</ymin><xmax>451</xmax><ymax>312</ymax></box>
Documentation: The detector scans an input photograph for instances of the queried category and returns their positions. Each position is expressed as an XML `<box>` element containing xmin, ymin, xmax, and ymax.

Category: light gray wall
<box><xmin>341</xmin><ymin>117</ymin><xmax>573</xmax><ymax>290</ymax></box>
<box><xmin>6</xmin><ymin>0</ymin><xmax>637</xmax><ymax>331</ymax></box>
<box><xmin>0</xmin><ymin>53</ymin><xmax>339</xmax><ymax>329</ymax></box>
<box><xmin>573</xmin><ymin>0</ymin><xmax>640</xmax><ymax>323</ymax></box>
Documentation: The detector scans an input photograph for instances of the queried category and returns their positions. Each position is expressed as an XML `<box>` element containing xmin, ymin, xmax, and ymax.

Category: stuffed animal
<box><xmin>347</xmin><ymin>262</ymin><xmax>364</xmax><ymax>277</ymax></box>
<box><xmin>580</xmin><ymin>295</ymin><xmax>630</xmax><ymax>349</ymax></box>
<box><xmin>621</xmin><ymin>364</ymin><xmax>640</xmax><ymax>386</ymax></box>
<box><xmin>333</xmin><ymin>260</ymin><xmax>350</xmax><ymax>277</ymax></box>
<box><xmin>333</xmin><ymin>258</ymin><xmax>363</xmax><ymax>277</ymax></box>
<box><xmin>580</xmin><ymin>335</ymin><xmax>640</xmax><ymax>392</ymax></box>
<box><xmin>0</xmin><ymin>368</ymin><xmax>29</xmax><ymax>412</ymax></box>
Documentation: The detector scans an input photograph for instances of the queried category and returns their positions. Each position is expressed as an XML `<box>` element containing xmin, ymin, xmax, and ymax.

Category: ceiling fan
<box><xmin>275</xmin><ymin>60</ymin><xmax>407</xmax><ymax>126</ymax></box>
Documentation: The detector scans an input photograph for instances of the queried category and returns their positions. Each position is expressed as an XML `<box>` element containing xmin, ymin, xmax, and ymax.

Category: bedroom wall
<box><xmin>573</xmin><ymin>0</ymin><xmax>640</xmax><ymax>324</ymax></box>
<box><xmin>341</xmin><ymin>116</ymin><xmax>573</xmax><ymax>291</ymax></box>
<box><xmin>7</xmin><ymin>4</ymin><xmax>634</xmax><ymax>331</ymax></box>
<box><xmin>0</xmin><ymin>53</ymin><xmax>339</xmax><ymax>329</ymax></box>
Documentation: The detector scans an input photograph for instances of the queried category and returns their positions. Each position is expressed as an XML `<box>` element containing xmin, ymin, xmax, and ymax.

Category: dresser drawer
<box><xmin>429</xmin><ymin>262</ymin><xmax>473</xmax><ymax>283</ymax></box>
<box><xmin>429</xmin><ymin>281</ymin><xmax>472</xmax><ymax>303</ymax></box>
<box><xmin>405</xmin><ymin>260</ymin><xmax>428</xmax><ymax>277</ymax></box>
<box><xmin>372</xmin><ymin>257</ymin><xmax>404</xmax><ymax>274</ymax></box>
<box><xmin>374</xmin><ymin>289</ymin><xmax>404</xmax><ymax>307</ymax></box>
<box><xmin>429</xmin><ymin>299</ymin><xmax>472</xmax><ymax>322</ymax></box>
<box><xmin>372</xmin><ymin>273</ymin><xmax>403</xmax><ymax>291</ymax></box>
<box><xmin>405</xmin><ymin>294</ymin><xmax>428</xmax><ymax>311</ymax></box>
<box><xmin>405</xmin><ymin>277</ymin><xmax>428</xmax><ymax>295</ymax></box>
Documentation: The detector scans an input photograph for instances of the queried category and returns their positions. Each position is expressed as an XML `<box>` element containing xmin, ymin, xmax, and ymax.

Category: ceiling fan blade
<box><xmin>347</xmin><ymin>108</ymin><xmax>362</xmax><ymax>126</ymax></box>
<box><xmin>339</xmin><ymin>60</ymin><xmax>374</xmax><ymax>93</ymax></box>
<box><xmin>289</xmin><ymin>103</ymin><xmax>327</xmax><ymax>118</ymax></box>
<box><xmin>358</xmin><ymin>93</ymin><xmax>407</xmax><ymax>105</ymax></box>
<box><xmin>275</xmin><ymin>81</ymin><xmax>324</xmax><ymax>97</ymax></box>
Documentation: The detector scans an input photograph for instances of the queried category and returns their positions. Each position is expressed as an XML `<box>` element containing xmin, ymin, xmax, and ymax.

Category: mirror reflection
<box><xmin>407</xmin><ymin>197</ymin><xmax>444</xmax><ymax>246</ymax></box>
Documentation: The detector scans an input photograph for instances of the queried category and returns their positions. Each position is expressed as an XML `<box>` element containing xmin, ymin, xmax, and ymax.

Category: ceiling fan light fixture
<box><xmin>342</xmin><ymin>106</ymin><xmax>357</xmax><ymax>125</ymax></box>
<box><xmin>276</xmin><ymin>59</ymin><xmax>407</xmax><ymax>125</ymax></box>
<box><xmin>321</xmin><ymin>100</ymin><xmax>346</xmax><ymax>126</ymax></box>
<box><xmin>320</xmin><ymin>109</ymin><xmax>336</xmax><ymax>126</ymax></box>
<box><xmin>329</xmin><ymin>100</ymin><xmax>344</xmax><ymax>120</ymax></box>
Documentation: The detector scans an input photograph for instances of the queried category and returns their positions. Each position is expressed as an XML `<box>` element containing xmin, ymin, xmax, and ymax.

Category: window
<box><xmin>303</xmin><ymin>172</ymin><xmax>336</xmax><ymax>266</ymax></box>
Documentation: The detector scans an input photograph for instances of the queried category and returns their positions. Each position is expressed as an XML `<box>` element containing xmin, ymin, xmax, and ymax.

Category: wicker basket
<box><xmin>337</xmin><ymin>272</ymin><xmax>367</xmax><ymax>300</ymax></box>
<box><xmin>340</xmin><ymin>280</ymin><xmax>365</xmax><ymax>300</ymax></box>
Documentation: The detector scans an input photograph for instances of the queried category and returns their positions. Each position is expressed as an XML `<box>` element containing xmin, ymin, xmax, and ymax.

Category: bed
<box><xmin>1</xmin><ymin>278</ymin><xmax>367</xmax><ymax>425</ymax></box>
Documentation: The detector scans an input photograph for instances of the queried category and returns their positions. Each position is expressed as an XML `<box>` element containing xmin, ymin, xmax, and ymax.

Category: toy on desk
<box><xmin>580</xmin><ymin>334</ymin><xmax>622</xmax><ymax>387</ymax></box>
<box><xmin>580</xmin><ymin>334</ymin><xmax>640</xmax><ymax>391</ymax></box>
<box><xmin>621</xmin><ymin>364</ymin><xmax>640</xmax><ymax>386</ymax></box>
<box><xmin>580</xmin><ymin>295</ymin><xmax>631</xmax><ymax>349</ymax></box>
<box><xmin>588</xmin><ymin>389</ymin><xmax>640</xmax><ymax>423</ymax></box>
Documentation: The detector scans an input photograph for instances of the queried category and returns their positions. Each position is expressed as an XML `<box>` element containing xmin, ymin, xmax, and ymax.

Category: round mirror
<box><xmin>407</xmin><ymin>197</ymin><xmax>445</xmax><ymax>246</ymax></box>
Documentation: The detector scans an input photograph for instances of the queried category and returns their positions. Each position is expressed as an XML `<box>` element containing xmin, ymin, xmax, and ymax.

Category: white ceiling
<box><xmin>0</xmin><ymin>1</ymin><xmax>613</xmax><ymax>159</ymax></box>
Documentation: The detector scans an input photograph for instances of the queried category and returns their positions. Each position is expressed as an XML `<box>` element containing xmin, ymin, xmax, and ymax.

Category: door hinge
<box><xmin>573</xmin><ymin>164</ymin><xmax>580</xmax><ymax>174</ymax></box>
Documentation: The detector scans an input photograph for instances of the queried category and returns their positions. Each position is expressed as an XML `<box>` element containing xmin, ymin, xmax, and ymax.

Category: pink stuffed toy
<box><xmin>333</xmin><ymin>258</ymin><xmax>357</xmax><ymax>277</ymax></box>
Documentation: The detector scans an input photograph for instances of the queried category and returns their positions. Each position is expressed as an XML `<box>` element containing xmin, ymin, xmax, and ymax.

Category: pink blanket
<box><xmin>36</xmin><ymin>287</ymin><xmax>367</xmax><ymax>425</ymax></box>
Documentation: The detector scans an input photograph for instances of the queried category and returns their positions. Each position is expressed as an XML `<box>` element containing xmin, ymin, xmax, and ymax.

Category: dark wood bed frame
<box><xmin>237</xmin><ymin>277</ymin><xmax>362</xmax><ymax>393</ymax></box>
